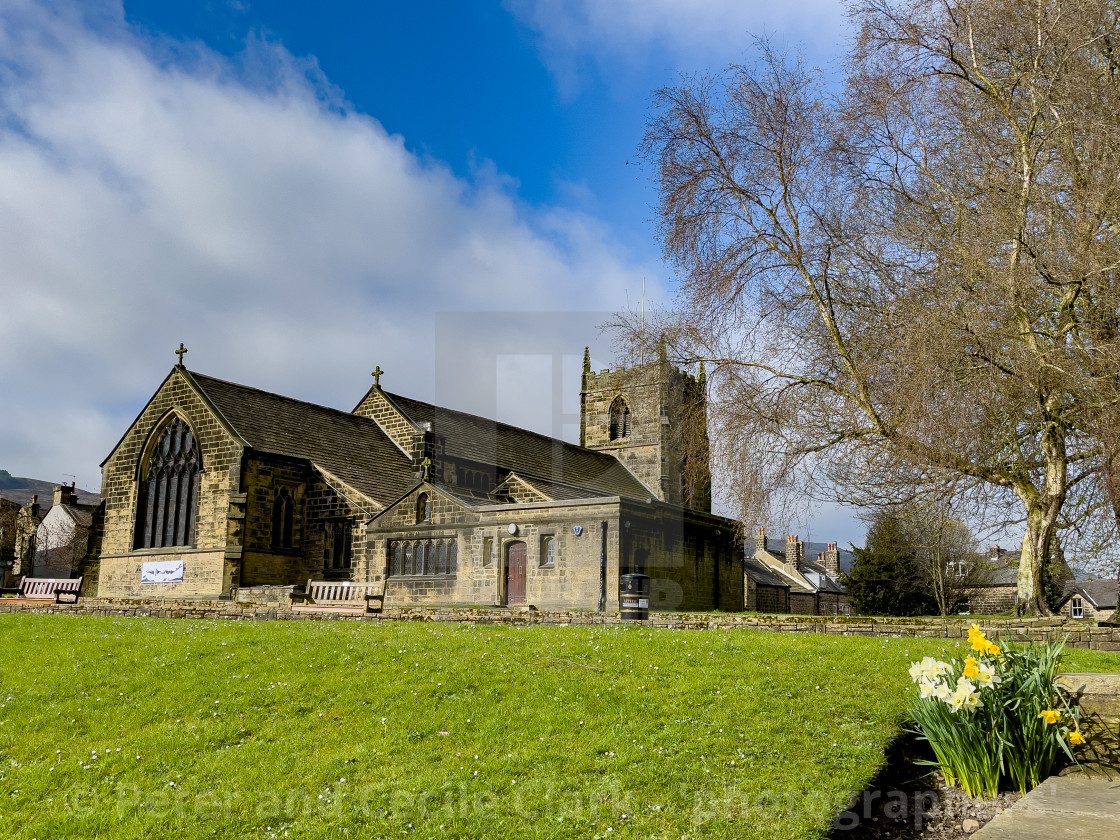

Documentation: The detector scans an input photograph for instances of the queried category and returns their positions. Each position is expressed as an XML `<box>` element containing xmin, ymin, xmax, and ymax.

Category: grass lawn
<box><xmin>1</xmin><ymin>615</ymin><xmax>1118</xmax><ymax>840</ymax></box>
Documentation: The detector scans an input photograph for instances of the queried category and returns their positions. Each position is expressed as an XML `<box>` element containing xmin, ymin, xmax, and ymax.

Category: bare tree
<box><xmin>635</xmin><ymin>1</ymin><xmax>1120</xmax><ymax>614</ymax></box>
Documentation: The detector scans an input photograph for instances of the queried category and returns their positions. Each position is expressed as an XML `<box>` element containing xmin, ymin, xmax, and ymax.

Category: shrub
<box><xmin>907</xmin><ymin>624</ymin><xmax>1085</xmax><ymax>797</ymax></box>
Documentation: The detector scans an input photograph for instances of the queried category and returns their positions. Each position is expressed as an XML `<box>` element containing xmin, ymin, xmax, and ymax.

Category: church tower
<box><xmin>580</xmin><ymin>347</ymin><xmax>711</xmax><ymax>512</ymax></box>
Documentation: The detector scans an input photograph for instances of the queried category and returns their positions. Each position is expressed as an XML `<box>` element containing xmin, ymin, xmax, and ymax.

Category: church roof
<box><xmin>381</xmin><ymin>392</ymin><xmax>654</xmax><ymax>501</ymax></box>
<box><xmin>190</xmin><ymin>373</ymin><xmax>414</xmax><ymax>504</ymax></box>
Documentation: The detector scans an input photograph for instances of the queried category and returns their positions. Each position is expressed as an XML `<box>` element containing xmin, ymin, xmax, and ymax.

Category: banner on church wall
<box><xmin>141</xmin><ymin>559</ymin><xmax>185</xmax><ymax>584</ymax></box>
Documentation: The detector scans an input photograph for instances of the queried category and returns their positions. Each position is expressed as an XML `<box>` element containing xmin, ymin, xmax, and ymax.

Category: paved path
<box><xmin>974</xmin><ymin>774</ymin><xmax>1120</xmax><ymax>839</ymax></box>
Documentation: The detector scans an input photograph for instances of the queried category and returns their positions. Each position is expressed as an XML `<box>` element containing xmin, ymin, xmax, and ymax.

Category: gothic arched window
<box><xmin>416</xmin><ymin>493</ymin><xmax>431</xmax><ymax>523</ymax></box>
<box><xmin>134</xmin><ymin>417</ymin><xmax>201</xmax><ymax>549</ymax></box>
<box><xmin>608</xmin><ymin>396</ymin><xmax>631</xmax><ymax>441</ymax></box>
<box><xmin>272</xmin><ymin>488</ymin><xmax>294</xmax><ymax>549</ymax></box>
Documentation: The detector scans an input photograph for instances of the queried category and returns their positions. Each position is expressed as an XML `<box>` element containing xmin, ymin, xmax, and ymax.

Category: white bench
<box><xmin>291</xmin><ymin>580</ymin><xmax>382</xmax><ymax>614</ymax></box>
<box><xmin>18</xmin><ymin>577</ymin><xmax>83</xmax><ymax>603</ymax></box>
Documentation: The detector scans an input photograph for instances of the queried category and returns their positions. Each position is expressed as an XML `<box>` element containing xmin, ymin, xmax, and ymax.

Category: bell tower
<box><xmin>579</xmin><ymin>347</ymin><xmax>711</xmax><ymax>512</ymax></box>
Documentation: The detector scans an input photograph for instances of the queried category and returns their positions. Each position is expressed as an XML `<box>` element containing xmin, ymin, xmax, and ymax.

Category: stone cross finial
<box><xmin>372</xmin><ymin>365</ymin><xmax>384</xmax><ymax>387</ymax></box>
<box><xmin>420</xmin><ymin>456</ymin><xmax>432</xmax><ymax>481</ymax></box>
<box><xmin>175</xmin><ymin>343</ymin><xmax>188</xmax><ymax>366</ymax></box>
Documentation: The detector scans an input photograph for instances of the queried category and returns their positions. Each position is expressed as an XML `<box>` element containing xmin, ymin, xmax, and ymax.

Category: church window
<box><xmin>324</xmin><ymin>521</ymin><xmax>353</xmax><ymax>569</ymax></box>
<box><xmin>416</xmin><ymin>493</ymin><xmax>431</xmax><ymax>523</ymax></box>
<box><xmin>482</xmin><ymin>537</ymin><xmax>494</xmax><ymax>567</ymax></box>
<box><xmin>540</xmin><ymin>535</ymin><xmax>555</xmax><ymax>567</ymax></box>
<box><xmin>134</xmin><ymin>417</ymin><xmax>201</xmax><ymax>549</ymax></box>
<box><xmin>271</xmin><ymin>488</ymin><xmax>294</xmax><ymax>549</ymax></box>
<box><xmin>608</xmin><ymin>397</ymin><xmax>631</xmax><ymax>441</ymax></box>
<box><xmin>387</xmin><ymin>538</ymin><xmax>457</xmax><ymax>578</ymax></box>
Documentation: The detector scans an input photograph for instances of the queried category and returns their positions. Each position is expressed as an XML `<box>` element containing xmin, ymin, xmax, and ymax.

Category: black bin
<box><xmin>619</xmin><ymin>574</ymin><xmax>651</xmax><ymax>621</ymax></box>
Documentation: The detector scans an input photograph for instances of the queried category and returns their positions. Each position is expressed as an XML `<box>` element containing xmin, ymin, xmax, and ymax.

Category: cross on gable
<box><xmin>372</xmin><ymin>365</ymin><xmax>384</xmax><ymax>387</ymax></box>
<box><xmin>175</xmin><ymin>343</ymin><xmax>188</xmax><ymax>366</ymax></box>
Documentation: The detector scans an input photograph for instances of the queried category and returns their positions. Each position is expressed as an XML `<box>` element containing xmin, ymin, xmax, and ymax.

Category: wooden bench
<box><xmin>291</xmin><ymin>580</ymin><xmax>383</xmax><ymax>614</ymax></box>
<box><xmin>17</xmin><ymin>577</ymin><xmax>83</xmax><ymax>604</ymax></box>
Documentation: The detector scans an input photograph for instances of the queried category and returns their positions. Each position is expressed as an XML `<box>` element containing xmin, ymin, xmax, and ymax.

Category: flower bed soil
<box><xmin>832</xmin><ymin>734</ymin><xmax>1023</xmax><ymax>839</ymax></box>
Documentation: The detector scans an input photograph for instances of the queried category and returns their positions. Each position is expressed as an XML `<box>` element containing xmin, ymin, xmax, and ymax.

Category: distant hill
<box><xmin>0</xmin><ymin>470</ymin><xmax>100</xmax><ymax>508</ymax></box>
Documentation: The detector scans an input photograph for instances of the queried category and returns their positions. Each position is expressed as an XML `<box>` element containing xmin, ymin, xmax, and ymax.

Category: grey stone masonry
<box><xmin>580</xmin><ymin>351</ymin><xmax>711</xmax><ymax>512</ymax></box>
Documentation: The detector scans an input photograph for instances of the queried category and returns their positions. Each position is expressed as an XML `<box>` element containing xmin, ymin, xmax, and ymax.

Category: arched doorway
<box><xmin>505</xmin><ymin>541</ymin><xmax>526</xmax><ymax>606</ymax></box>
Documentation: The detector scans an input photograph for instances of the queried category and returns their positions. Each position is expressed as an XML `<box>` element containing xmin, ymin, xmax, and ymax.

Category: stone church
<box><xmin>89</xmin><ymin>349</ymin><xmax>743</xmax><ymax>613</ymax></box>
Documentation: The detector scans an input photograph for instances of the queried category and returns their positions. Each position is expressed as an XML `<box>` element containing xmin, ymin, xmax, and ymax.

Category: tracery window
<box><xmin>272</xmin><ymin>487</ymin><xmax>294</xmax><ymax>549</ymax></box>
<box><xmin>608</xmin><ymin>396</ymin><xmax>631</xmax><ymax>441</ymax></box>
<box><xmin>388</xmin><ymin>538</ymin><xmax>458</xmax><ymax>577</ymax></box>
<box><xmin>134</xmin><ymin>418</ymin><xmax>201</xmax><ymax>549</ymax></box>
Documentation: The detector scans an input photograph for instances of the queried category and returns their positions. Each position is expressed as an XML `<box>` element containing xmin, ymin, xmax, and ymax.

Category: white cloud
<box><xmin>0</xmin><ymin>1</ymin><xmax>655</xmax><ymax>492</ymax></box>
<box><xmin>505</xmin><ymin>0</ymin><xmax>848</xmax><ymax>93</ymax></box>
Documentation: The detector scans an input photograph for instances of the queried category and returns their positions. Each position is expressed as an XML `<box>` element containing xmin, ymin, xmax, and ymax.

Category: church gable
<box><xmin>352</xmin><ymin>380</ymin><xmax>420</xmax><ymax>455</ymax></box>
<box><xmin>493</xmin><ymin>473</ymin><xmax>551</xmax><ymax>504</ymax></box>
<box><xmin>374</xmin><ymin>483</ymin><xmax>477</xmax><ymax>531</ymax></box>
<box><xmin>100</xmin><ymin>366</ymin><xmax>246</xmax><ymax>561</ymax></box>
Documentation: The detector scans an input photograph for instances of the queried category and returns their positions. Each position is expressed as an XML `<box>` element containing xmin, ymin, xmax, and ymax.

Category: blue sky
<box><xmin>0</xmin><ymin>0</ymin><xmax>858</xmax><ymax>543</ymax></box>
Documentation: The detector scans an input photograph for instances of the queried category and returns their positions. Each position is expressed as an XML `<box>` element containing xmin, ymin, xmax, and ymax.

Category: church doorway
<box><xmin>505</xmin><ymin>541</ymin><xmax>526</xmax><ymax>606</ymax></box>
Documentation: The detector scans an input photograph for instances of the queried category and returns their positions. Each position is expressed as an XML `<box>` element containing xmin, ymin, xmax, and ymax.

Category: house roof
<box><xmin>1060</xmin><ymin>579</ymin><xmax>1119</xmax><ymax>610</ymax></box>
<box><xmin>59</xmin><ymin>505</ymin><xmax>95</xmax><ymax>528</ymax></box>
<box><xmin>189</xmin><ymin>372</ymin><xmax>415</xmax><ymax>505</ymax></box>
<box><xmin>381</xmin><ymin>391</ymin><xmax>654</xmax><ymax>501</ymax></box>
<box><xmin>799</xmin><ymin>557</ymin><xmax>846</xmax><ymax>594</ymax></box>
<box><xmin>743</xmin><ymin>558</ymin><xmax>791</xmax><ymax>589</ymax></box>
<box><xmin>963</xmin><ymin>556</ymin><xmax>1020</xmax><ymax>588</ymax></box>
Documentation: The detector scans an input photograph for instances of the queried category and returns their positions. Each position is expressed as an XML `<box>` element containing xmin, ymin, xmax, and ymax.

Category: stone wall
<box><xmin>369</xmin><ymin>491</ymin><xmax>620</xmax><ymax>612</ymax></box>
<box><xmin>581</xmin><ymin>360</ymin><xmax>711</xmax><ymax>511</ymax></box>
<box><xmin>2</xmin><ymin>599</ymin><xmax>1119</xmax><ymax>650</ymax></box>
<box><xmin>745</xmin><ymin>578</ymin><xmax>788</xmax><ymax>613</ymax></box>
<box><xmin>351</xmin><ymin>387</ymin><xmax>417</xmax><ymax>453</ymax></box>
<box><xmin>959</xmin><ymin>583</ymin><xmax>1018</xmax><ymax>615</ymax></box>
<box><xmin>98</xmin><ymin>367</ymin><xmax>244</xmax><ymax>598</ymax></box>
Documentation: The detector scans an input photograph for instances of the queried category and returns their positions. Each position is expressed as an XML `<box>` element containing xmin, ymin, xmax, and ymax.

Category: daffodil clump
<box><xmin>908</xmin><ymin>625</ymin><xmax>1085</xmax><ymax>798</ymax></box>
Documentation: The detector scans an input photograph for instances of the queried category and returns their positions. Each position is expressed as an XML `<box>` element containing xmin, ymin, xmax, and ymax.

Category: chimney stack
<box><xmin>785</xmin><ymin>534</ymin><xmax>804</xmax><ymax>572</ymax></box>
<box><xmin>824</xmin><ymin>542</ymin><xmax>841</xmax><ymax>576</ymax></box>
<box><xmin>755</xmin><ymin>527</ymin><xmax>767</xmax><ymax>557</ymax></box>
<box><xmin>53</xmin><ymin>484</ymin><xmax>78</xmax><ymax>508</ymax></box>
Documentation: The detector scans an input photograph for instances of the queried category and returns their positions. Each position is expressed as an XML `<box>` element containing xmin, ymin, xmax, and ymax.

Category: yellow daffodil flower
<box><xmin>1039</xmin><ymin>709</ymin><xmax>1061</xmax><ymax>725</ymax></box>
<box><xmin>1068</xmin><ymin>730</ymin><xmax>1086</xmax><ymax>745</ymax></box>
<box><xmin>962</xmin><ymin>656</ymin><xmax>979</xmax><ymax>679</ymax></box>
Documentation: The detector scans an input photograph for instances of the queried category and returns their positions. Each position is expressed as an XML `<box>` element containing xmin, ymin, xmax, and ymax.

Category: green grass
<box><xmin>1</xmin><ymin>615</ymin><xmax>1118</xmax><ymax>839</ymax></box>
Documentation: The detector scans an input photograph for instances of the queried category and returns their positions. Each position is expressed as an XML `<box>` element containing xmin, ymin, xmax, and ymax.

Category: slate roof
<box><xmin>60</xmin><ymin>505</ymin><xmax>95</xmax><ymax>528</ymax></box>
<box><xmin>1060</xmin><ymin>579</ymin><xmax>1119</xmax><ymax>610</ymax></box>
<box><xmin>963</xmin><ymin>556</ymin><xmax>1019</xmax><ymax>588</ymax></box>
<box><xmin>743</xmin><ymin>558</ymin><xmax>791</xmax><ymax>589</ymax></box>
<box><xmin>382</xmin><ymin>392</ymin><xmax>653</xmax><ymax>501</ymax></box>
<box><xmin>189</xmin><ymin>372</ymin><xmax>414</xmax><ymax>504</ymax></box>
<box><xmin>799</xmin><ymin>557</ymin><xmax>846</xmax><ymax>594</ymax></box>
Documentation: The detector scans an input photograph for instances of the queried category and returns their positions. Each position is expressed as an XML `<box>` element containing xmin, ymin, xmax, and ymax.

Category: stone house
<box><xmin>955</xmin><ymin>545</ymin><xmax>1074</xmax><ymax>615</ymax></box>
<box><xmin>748</xmin><ymin>528</ymin><xmax>849</xmax><ymax>615</ymax></box>
<box><xmin>89</xmin><ymin>351</ymin><xmax>743</xmax><ymax>612</ymax></box>
<box><xmin>1056</xmin><ymin>580</ymin><xmax>1118</xmax><ymax>622</ymax></box>
<box><xmin>29</xmin><ymin>484</ymin><xmax>98</xmax><ymax>579</ymax></box>
<box><xmin>0</xmin><ymin>497</ymin><xmax>18</xmax><ymax>587</ymax></box>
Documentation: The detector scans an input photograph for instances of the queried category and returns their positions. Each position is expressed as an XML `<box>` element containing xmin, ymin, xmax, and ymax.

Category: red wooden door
<box><xmin>506</xmin><ymin>541</ymin><xmax>527</xmax><ymax>605</ymax></box>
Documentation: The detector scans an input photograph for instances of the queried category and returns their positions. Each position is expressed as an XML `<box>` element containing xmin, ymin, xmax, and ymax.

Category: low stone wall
<box><xmin>1055</xmin><ymin>673</ymin><xmax>1120</xmax><ymax>770</ymax></box>
<box><xmin>2</xmin><ymin>596</ymin><xmax>1120</xmax><ymax>649</ymax></box>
